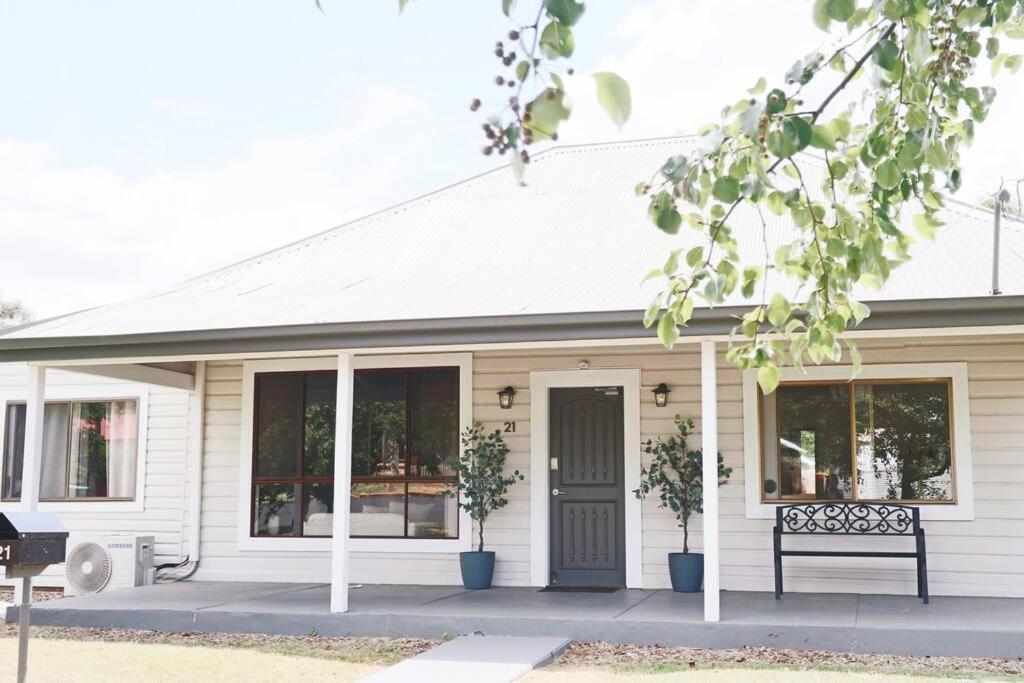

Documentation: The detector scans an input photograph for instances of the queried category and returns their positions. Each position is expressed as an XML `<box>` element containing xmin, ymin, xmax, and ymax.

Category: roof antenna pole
<box><xmin>992</xmin><ymin>188</ymin><xmax>1011</xmax><ymax>296</ymax></box>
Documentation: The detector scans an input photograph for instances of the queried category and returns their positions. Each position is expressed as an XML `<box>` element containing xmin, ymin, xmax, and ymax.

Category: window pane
<box><xmin>352</xmin><ymin>371</ymin><xmax>406</xmax><ymax>477</ymax></box>
<box><xmin>408</xmin><ymin>369</ymin><xmax>459</xmax><ymax>478</ymax></box>
<box><xmin>856</xmin><ymin>382</ymin><xmax>953</xmax><ymax>501</ymax></box>
<box><xmin>303</xmin><ymin>482</ymin><xmax>334</xmax><ymax>536</ymax></box>
<box><xmin>2</xmin><ymin>403</ymin><xmax>26</xmax><ymax>499</ymax></box>
<box><xmin>407</xmin><ymin>481</ymin><xmax>458</xmax><ymax>538</ymax></box>
<box><xmin>39</xmin><ymin>403</ymin><xmax>71</xmax><ymax>499</ymax></box>
<box><xmin>67</xmin><ymin>400</ymin><xmax>138</xmax><ymax>499</ymax></box>
<box><xmin>303</xmin><ymin>373</ymin><xmax>337</xmax><ymax>477</ymax></box>
<box><xmin>350</xmin><ymin>482</ymin><xmax>405</xmax><ymax>537</ymax></box>
<box><xmin>254</xmin><ymin>483</ymin><xmax>298</xmax><ymax>536</ymax></box>
<box><xmin>765</xmin><ymin>385</ymin><xmax>852</xmax><ymax>500</ymax></box>
<box><xmin>255</xmin><ymin>374</ymin><xmax>302</xmax><ymax>478</ymax></box>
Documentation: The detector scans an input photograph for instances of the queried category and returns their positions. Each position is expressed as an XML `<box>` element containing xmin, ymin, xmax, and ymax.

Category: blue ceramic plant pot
<box><xmin>668</xmin><ymin>552</ymin><xmax>703</xmax><ymax>592</ymax></box>
<box><xmin>459</xmin><ymin>551</ymin><xmax>496</xmax><ymax>589</ymax></box>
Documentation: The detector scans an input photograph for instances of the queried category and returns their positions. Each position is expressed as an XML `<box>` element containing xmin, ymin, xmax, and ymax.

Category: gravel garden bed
<box><xmin>554</xmin><ymin>642</ymin><xmax>1024</xmax><ymax>678</ymax></box>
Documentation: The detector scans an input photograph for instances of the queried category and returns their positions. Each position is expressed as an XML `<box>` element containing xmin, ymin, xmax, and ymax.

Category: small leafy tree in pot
<box><xmin>447</xmin><ymin>423</ymin><xmax>524</xmax><ymax>588</ymax></box>
<box><xmin>635</xmin><ymin>416</ymin><xmax>732</xmax><ymax>591</ymax></box>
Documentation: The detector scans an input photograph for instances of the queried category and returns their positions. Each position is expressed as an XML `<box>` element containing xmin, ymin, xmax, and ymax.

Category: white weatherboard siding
<box><xmin>0</xmin><ymin>363</ymin><xmax>191</xmax><ymax>588</ymax></box>
<box><xmin>196</xmin><ymin>336</ymin><xmax>1024</xmax><ymax>597</ymax></box>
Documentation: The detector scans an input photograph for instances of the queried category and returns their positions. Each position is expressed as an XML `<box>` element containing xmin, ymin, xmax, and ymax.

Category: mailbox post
<box><xmin>0</xmin><ymin>512</ymin><xmax>69</xmax><ymax>683</ymax></box>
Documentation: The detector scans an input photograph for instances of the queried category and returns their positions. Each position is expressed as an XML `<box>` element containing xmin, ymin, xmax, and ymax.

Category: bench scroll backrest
<box><xmin>775</xmin><ymin>502</ymin><xmax>921</xmax><ymax>536</ymax></box>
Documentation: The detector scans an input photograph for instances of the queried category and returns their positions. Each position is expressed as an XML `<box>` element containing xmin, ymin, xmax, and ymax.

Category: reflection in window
<box><xmin>856</xmin><ymin>383</ymin><xmax>953</xmax><ymax>501</ymax></box>
<box><xmin>250</xmin><ymin>367</ymin><xmax>460</xmax><ymax>539</ymax></box>
<box><xmin>2</xmin><ymin>399</ymin><xmax>138</xmax><ymax>502</ymax></box>
<box><xmin>761</xmin><ymin>380</ymin><xmax>954</xmax><ymax>503</ymax></box>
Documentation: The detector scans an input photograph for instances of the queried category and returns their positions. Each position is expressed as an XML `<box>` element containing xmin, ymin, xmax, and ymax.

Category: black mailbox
<box><xmin>0</xmin><ymin>512</ymin><xmax>69</xmax><ymax>575</ymax></box>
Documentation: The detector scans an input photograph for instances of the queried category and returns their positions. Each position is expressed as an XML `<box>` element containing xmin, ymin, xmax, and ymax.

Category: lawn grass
<box><xmin>0</xmin><ymin>637</ymin><xmax>378</xmax><ymax>682</ymax></box>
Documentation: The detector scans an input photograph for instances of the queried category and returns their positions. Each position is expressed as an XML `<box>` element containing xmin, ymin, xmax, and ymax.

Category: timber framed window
<box><xmin>759</xmin><ymin>378</ymin><xmax>955</xmax><ymax>504</ymax></box>
<box><xmin>250</xmin><ymin>367</ymin><xmax>460</xmax><ymax>539</ymax></box>
<box><xmin>2</xmin><ymin>399</ymin><xmax>140</xmax><ymax>502</ymax></box>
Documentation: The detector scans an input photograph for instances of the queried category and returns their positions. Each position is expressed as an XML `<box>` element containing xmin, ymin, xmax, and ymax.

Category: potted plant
<box><xmin>446</xmin><ymin>423</ymin><xmax>524</xmax><ymax>589</ymax></box>
<box><xmin>634</xmin><ymin>416</ymin><xmax>731</xmax><ymax>592</ymax></box>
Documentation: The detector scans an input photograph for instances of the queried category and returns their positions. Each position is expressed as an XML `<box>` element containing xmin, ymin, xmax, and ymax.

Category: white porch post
<box><xmin>13</xmin><ymin>366</ymin><xmax>46</xmax><ymax>605</ymax></box>
<box><xmin>700</xmin><ymin>341</ymin><xmax>720</xmax><ymax>623</ymax></box>
<box><xmin>330</xmin><ymin>352</ymin><xmax>355</xmax><ymax>613</ymax></box>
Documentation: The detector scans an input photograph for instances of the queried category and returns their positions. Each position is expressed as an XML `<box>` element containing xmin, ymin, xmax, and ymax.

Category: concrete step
<box><xmin>361</xmin><ymin>634</ymin><xmax>571</xmax><ymax>683</ymax></box>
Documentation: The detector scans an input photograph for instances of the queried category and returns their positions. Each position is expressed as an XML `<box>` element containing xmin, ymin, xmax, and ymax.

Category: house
<box><xmin>1</xmin><ymin>137</ymin><xmax>1022</xmax><ymax>624</ymax></box>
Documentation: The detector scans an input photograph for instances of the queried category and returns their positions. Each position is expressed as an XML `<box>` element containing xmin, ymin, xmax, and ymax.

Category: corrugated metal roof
<box><xmin>4</xmin><ymin>136</ymin><xmax>1022</xmax><ymax>340</ymax></box>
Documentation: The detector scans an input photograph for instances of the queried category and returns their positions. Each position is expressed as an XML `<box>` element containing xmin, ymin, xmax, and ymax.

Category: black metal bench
<box><xmin>773</xmin><ymin>502</ymin><xmax>929</xmax><ymax>603</ymax></box>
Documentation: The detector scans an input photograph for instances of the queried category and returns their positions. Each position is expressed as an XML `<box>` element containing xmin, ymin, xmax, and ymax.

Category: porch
<box><xmin>10</xmin><ymin>582</ymin><xmax>1024</xmax><ymax>659</ymax></box>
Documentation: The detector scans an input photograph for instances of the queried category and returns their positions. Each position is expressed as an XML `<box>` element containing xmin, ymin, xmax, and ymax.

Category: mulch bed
<box><xmin>0</xmin><ymin>588</ymin><xmax>64</xmax><ymax>604</ymax></box>
<box><xmin>555</xmin><ymin>642</ymin><xmax>1024</xmax><ymax>677</ymax></box>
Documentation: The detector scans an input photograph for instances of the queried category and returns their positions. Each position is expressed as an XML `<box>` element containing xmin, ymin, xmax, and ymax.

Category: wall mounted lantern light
<box><xmin>652</xmin><ymin>383</ymin><xmax>671</xmax><ymax>408</ymax></box>
<box><xmin>498</xmin><ymin>386</ymin><xmax>517</xmax><ymax>410</ymax></box>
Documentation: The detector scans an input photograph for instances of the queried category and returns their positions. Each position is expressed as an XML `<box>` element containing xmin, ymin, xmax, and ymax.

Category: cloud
<box><xmin>0</xmin><ymin>85</ymin><xmax>442</xmax><ymax>318</ymax></box>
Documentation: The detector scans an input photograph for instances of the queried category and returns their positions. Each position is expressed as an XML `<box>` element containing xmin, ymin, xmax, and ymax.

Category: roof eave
<box><xmin>0</xmin><ymin>295</ymin><xmax>1021</xmax><ymax>363</ymax></box>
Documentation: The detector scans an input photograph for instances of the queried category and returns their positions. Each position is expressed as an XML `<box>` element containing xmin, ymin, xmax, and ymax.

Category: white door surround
<box><xmin>528</xmin><ymin>368</ymin><xmax>642</xmax><ymax>588</ymax></box>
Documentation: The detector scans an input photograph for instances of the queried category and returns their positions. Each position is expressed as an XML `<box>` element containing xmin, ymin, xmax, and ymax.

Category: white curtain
<box><xmin>39</xmin><ymin>403</ymin><xmax>70</xmax><ymax>499</ymax></box>
<box><xmin>105</xmin><ymin>400</ymin><xmax>138</xmax><ymax>498</ymax></box>
<box><xmin>68</xmin><ymin>400</ymin><xmax>138</xmax><ymax>498</ymax></box>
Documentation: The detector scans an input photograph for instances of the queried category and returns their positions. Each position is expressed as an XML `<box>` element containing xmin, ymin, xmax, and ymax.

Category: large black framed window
<box><xmin>251</xmin><ymin>367</ymin><xmax>460</xmax><ymax>539</ymax></box>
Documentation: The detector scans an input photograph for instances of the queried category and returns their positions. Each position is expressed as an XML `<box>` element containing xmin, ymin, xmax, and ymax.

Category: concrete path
<box><xmin>361</xmin><ymin>635</ymin><xmax>570</xmax><ymax>683</ymax></box>
<box><xmin>15</xmin><ymin>583</ymin><xmax>1024</xmax><ymax>659</ymax></box>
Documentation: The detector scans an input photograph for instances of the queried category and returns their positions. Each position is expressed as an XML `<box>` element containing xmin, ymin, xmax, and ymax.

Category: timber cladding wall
<box><xmin>197</xmin><ymin>335</ymin><xmax>1024</xmax><ymax>597</ymax></box>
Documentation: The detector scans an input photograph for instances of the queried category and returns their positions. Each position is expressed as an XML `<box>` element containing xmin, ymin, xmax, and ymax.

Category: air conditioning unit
<box><xmin>64</xmin><ymin>535</ymin><xmax>156</xmax><ymax>596</ymax></box>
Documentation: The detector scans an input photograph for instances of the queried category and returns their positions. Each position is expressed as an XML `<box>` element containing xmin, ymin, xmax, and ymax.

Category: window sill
<box><xmin>236</xmin><ymin>535</ymin><xmax>471</xmax><ymax>553</ymax></box>
<box><xmin>0</xmin><ymin>499</ymin><xmax>144</xmax><ymax>514</ymax></box>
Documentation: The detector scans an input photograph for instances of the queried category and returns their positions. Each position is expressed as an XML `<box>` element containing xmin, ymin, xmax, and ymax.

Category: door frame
<box><xmin>529</xmin><ymin>368</ymin><xmax>642</xmax><ymax>588</ymax></box>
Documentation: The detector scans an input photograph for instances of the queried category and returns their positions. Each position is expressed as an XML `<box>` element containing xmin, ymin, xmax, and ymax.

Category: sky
<box><xmin>2</xmin><ymin>0</ymin><xmax>1022</xmax><ymax>320</ymax></box>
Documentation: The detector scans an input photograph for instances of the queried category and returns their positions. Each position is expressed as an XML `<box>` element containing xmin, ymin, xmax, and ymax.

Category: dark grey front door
<box><xmin>548</xmin><ymin>387</ymin><xmax>625</xmax><ymax>587</ymax></box>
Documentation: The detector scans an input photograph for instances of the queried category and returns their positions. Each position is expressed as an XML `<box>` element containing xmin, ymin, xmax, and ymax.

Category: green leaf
<box><xmin>849</xmin><ymin>343</ymin><xmax>863</xmax><ymax>378</ymax></box>
<box><xmin>516</xmin><ymin>60</ymin><xmax>530</xmax><ymax>81</ymax></box>
<box><xmin>765</xmin><ymin>88</ymin><xmax>787</xmax><ymax>115</ymax></box>
<box><xmin>658</xmin><ymin>311</ymin><xmax>679</xmax><ymax>347</ymax></box>
<box><xmin>810</xmin><ymin>124</ymin><xmax>836</xmax><ymax>151</ymax></box>
<box><xmin>873</xmin><ymin>38</ymin><xmax>900</xmax><ymax>72</ymax></box>
<box><xmin>906</xmin><ymin>25</ymin><xmax>932</xmax><ymax>66</ymax></box>
<box><xmin>896</xmin><ymin>141</ymin><xmax>922</xmax><ymax>171</ymax></box>
<box><xmin>712</xmin><ymin>177</ymin><xmax>741</xmax><ymax>203</ymax></box>
<box><xmin>649</xmin><ymin>192</ymin><xmax>682</xmax><ymax>234</ymax></box>
<box><xmin>812</xmin><ymin>0</ymin><xmax>830</xmax><ymax>30</ymax></box>
<box><xmin>593</xmin><ymin>72</ymin><xmax>631</xmax><ymax>128</ymax></box>
<box><xmin>539</xmin><ymin>20</ymin><xmax>575</xmax><ymax>59</ymax></box>
<box><xmin>748</xmin><ymin>77</ymin><xmax>767</xmax><ymax>95</ymax></box>
<box><xmin>502</xmin><ymin>0</ymin><xmax>516</xmax><ymax>16</ymax></box>
<box><xmin>956</xmin><ymin>6</ymin><xmax>987</xmax><ymax>28</ymax></box>
<box><xmin>913</xmin><ymin>213</ymin><xmax>943</xmax><ymax>240</ymax></box>
<box><xmin>757</xmin><ymin>364</ymin><xmax>780</xmax><ymax>394</ymax></box>
<box><xmin>767</xmin><ymin>293</ymin><xmax>791</xmax><ymax>327</ymax></box>
<box><xmin>685</xmin><ymin>245</ymin><xmax>704</xmax><ymax>268</ymax></box>
<box><xmin>825</xmin><ymin>0</ymin><xmax>854</xmax><ymax>22</ymax></box>
<box><xmin>543</xmin><ymin>0</ymin><xmax>585</xmax><ymax>27</ymax></box>
<box><xmin>875</xmin><ymin>159</ymin><xmax>900</xmax><ymax>190</ymax></box>
<box><xmin>525</xmin><ymin>88</ymin><xmax>570</xmax><ymax>140</ymax></box>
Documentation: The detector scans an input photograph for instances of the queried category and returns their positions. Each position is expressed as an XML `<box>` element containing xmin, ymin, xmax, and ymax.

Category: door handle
<box><xmin>552</xmin><ymin>488</ymin><xmax>566</xmax><ymax>496</ymax></box>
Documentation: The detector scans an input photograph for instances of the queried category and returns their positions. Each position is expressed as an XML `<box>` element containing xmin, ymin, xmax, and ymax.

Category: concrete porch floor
<box><xmin>8</xmin><ymin>582</ymin><xmax>1024</xmax><ymax>659</ymax></box>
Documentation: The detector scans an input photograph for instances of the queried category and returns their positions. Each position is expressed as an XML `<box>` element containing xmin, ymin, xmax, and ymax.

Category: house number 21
<box><xmin>503</xmin><ymin>421</ymin><xmax>516</xmax><ymax>433</ymax></box>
